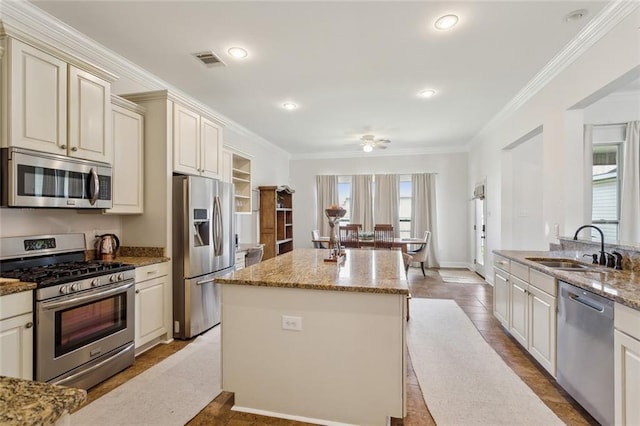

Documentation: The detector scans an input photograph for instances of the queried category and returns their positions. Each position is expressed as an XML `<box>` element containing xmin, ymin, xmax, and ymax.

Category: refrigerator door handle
<box><xmin>213</xmin><ymin>196</ymin><xmax>223</xmax><ymax>256</ymax></box>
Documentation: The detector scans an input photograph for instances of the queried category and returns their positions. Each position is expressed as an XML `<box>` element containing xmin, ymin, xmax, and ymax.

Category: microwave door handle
<box><xmin>89</xmin><ymin>167</ymin><xmax>99</xmax><ymax>205</ymax></box>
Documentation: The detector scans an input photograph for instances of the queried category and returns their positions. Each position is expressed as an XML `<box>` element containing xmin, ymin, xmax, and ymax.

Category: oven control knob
<box><xmin>117</xmin><ymin>273</ymin><xmax>124</xmax><ymax>281</ymax></box>
<box><xmin>110</xmin><ymin>274</ymin><xmax>117</xmax><ymax>282</ymax></box>
<box><xmin>91</xmin><ymin>278</ymin><xmax>100</xmax><ymax>287</ymax></box>
<box><xmin>59</xmin><ymin>286</ymin><xmax>69</xmax><ymax>294</ymax></box>
<box><xmin>70</xmin><ymin>283</ymin><xmax>79</xmax><ymax>291</ymax></box>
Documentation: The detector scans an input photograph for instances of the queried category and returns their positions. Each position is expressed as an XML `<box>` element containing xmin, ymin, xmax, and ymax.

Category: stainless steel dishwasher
<box><xmin>557</xmin><ymin>280</ymin><xmax>614</xmax><ymax>426</ymax></box>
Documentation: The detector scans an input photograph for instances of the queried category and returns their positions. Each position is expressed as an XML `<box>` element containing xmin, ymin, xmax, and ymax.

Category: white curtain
<box><xmin>315</xmin><ymin>175</ymin><xmax>338</xmax><ymax>236</ymax></box>
<box><xmin>351</xmin><ymin>175</ymin><xmax>373</xmax><ymax>232</ymax></box>
<box><xmin>411</xmin><ymin>173</ymin><xmax>439</xmax><ymax>268</ymax></box>
<box><xmin>620</xmin><ymin>121</ymin><xmax>640</xmax><ymax>242</ymax></box>
<box><xmin>374</xmin><ymin>174</ymin><xmax>400</xmax><ymax>235</ymax></box>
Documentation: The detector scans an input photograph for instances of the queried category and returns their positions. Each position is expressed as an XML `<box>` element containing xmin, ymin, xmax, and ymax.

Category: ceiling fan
<box><xmin>360</xmin><ymin>135</ymin><xmax>391</xmax><ymax>152</ymax></box>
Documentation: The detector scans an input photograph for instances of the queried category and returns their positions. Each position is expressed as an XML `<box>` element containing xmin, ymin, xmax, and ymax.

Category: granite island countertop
<box><xmin>494</xmin><ymin>250</ymin><xmax>640</xmax><ymax>310</ymax></box>
<box><xmin>0</xmin><ymin>376</ymin><xmax>86</xmax><ymax>425</ymax></box>
<box><xmin>216</xmin><ymin>247</ymin><xmax>409</xmax><ymax>295</ymax></box>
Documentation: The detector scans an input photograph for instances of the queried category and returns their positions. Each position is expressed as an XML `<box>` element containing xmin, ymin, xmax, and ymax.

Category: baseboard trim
<box><xmin>231</xmin><ymin>405</ymin><xmax>357</xmax><ymax>426</ymax></box>
<box><xmin>437</xmin><ymin>262</ymin><xmax>473</xmax><ymax>269</ymax></box>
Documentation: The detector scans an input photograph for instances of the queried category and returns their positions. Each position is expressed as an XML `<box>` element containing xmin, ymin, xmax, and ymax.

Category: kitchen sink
<box><xmin>525</xmin><ymin>258</ymin><xmax>593</xmax><ymax>271</ymax></box>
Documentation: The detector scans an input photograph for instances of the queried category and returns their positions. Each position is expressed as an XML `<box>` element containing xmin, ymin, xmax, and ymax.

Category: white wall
<box><xmin>468</xmin><ymin>8</ymin><xmax>640</xmax><ymax>283</ymax></box>
<box><xmin>290</xmin><ymin>152</ymin><xmax>469</xmax><ymax>267</ymax></box>
<box><xmin>0</xmin><ymin>209</ymin><xmax>122</xmax><ymax>250</ymax></box>
<box><xmin>504</xmin><ymin>132</ymin><xmax>545</xmax><ymax>250</ymax></box>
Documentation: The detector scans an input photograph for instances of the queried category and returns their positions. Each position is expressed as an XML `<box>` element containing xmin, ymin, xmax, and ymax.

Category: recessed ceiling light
<box><xmin>282</xmin><ymin>102</ymin><xmax>298</xmax><ymax>110</ymax></box>
<box><xmin>434</xmin><ymin>14</ymin><xmax>459</xmax><ymax>30</ymax></box>
<box><xmin>418</xmin><ymin>89</ymin><xmax>437</xmax><ymax>98</ymax></box>
<box><xmin>227</xmin><ymin>47</ymin><xmax>248</xmax><ymax>59</ymax></box>
<box><xmin>564</xmin><ymin>9</ymin><xmax>588</xmax><ymax>22</ymax></box>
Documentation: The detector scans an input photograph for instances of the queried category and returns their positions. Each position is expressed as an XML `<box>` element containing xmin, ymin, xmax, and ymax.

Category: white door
<box><xmin>474</xmin><ymin>197</ymin><xmax>486</xmax><ymax>278</ymax></box>
<box><xmin>0</xmin><ymin>313</ymin><xmax>33</xmax><ymax>380</ymax></box>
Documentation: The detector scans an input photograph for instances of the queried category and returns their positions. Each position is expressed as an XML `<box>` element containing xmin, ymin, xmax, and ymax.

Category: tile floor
<box><xmin>80</xmin><ymin>268</ymin><xmax>597</xmax><ymax>425</ymax></box>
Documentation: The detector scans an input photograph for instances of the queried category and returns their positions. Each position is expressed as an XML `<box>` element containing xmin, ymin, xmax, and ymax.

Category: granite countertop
<box><xmin>0</xmin><ymin>376</ymin><xmax>86</xmax><ymax>425</ymax></box>
<box><xmin>216</xmin><ymin>248</ymin><xmax>409</xmax><ymax>295</ymax></box>
<box><xmin>494</xmin><ymin>250</ymin><xmax>640</xmax><ymax>310</ymax></box>
<box><xmin>0</xmin><ymin>280</ymin><xmax>36</xmax><ymax>296</ymax></box>
<box><xmin>112</xmin><ymin>256</ymin><xmax>170</xmax><ymax>267</ymax></box>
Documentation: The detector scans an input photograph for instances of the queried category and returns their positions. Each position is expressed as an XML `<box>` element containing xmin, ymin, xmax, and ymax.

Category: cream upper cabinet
<box><xmin>6</xmin><ymin>38</ymin><xmax>67</xmax><ymax>154</ymax></box>
<box><xmin>200</xmin><ymin>116</ymin><xmax>223</xmax><ymax>179</ymax></box>
<box><xmin>2</xmin><ymin>37</ymin><xmax>113</xmax><ymax>163</ymax></box>
<box><xmin>221</xmin><ymin>148</ymin><xmax>233</xmax><ymax>183</ymax></box>
<box><xmin>107</xmin><ymin>96</ymin><xmax>144</xmax><ymax>214</ymax></box>
<box><xmin>173</xmin><ymin>103</ymin><xmax>222</xmax><ymax>179</ymax></box>
<box><xmin>68</xmin><ymin>66</ymin><xmax>111</xmax><ymax>163</ymax></box>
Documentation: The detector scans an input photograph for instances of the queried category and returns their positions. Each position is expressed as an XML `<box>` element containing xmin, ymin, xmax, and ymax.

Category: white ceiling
<box><xmin>30</xmin><ymin>1</ymin><xmax>608</xmax><ymax>157</ymax></box>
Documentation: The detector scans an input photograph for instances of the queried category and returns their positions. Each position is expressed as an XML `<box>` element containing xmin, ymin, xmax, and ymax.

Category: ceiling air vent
<box><xmin>193</xmin><ymin>51</ymin><xmax>226</xmax><ymax>68</ymax></box>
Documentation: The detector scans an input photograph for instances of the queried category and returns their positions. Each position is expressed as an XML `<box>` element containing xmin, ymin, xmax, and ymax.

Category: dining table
<box><xmin>311</xmin><ymin>236</ymin><xmax>423</xmax><ymax>253</ymax></box>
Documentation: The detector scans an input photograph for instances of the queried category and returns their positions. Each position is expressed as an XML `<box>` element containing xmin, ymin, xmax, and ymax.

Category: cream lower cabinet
<box><xmin>135</xmin><ymin>263</ymin><xmax>170</xmax><ymax>353</ymax></box>
<box><xmin>498</xmin><ymin>259</ymin><xmax>557</xmax><ymax>377</ymax></box>
<box><xmin>614</xmin><ymin>303</ymin><xmax>640</xmax><ymax>425</ymax></box>
<box><xmin>493</xmin><ymin>254</ymin><xmax>510</xmax><ymax>328</ymax></box>
<box><xmin>2</xmin><ymin>37</ymin><xmax>113</xmax><ymax>163</ymax></box>
<box><xmin>107</xmin><ymin>96</ymin><xmax>145</xmax><ymax>214</ymax></box>
<box><xmin>0</xmin><ymin>291</ymin><xmax>33</xmax><ymax>380</ymax></box>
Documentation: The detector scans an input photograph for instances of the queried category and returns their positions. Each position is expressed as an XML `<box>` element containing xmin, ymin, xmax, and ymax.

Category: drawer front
<box><xmin>493</xmin><ymin>255</ymin><xmax>510</xmax><ymax>273</ymax></box>
<box><xmin>510</xmin><ymin>261</ymin><xmax>529</xmax><ymax>282</ymax></box>
<box><xmin>615</xmin><ymin>303</ymin><xmax>640</xmax><ymax>340</ymax></box>
<box><xmin>135</xmin><ymin>262</ymin><xmax>169</xmax><ymax>283</ymax></box>
<box><xmin>529</xmin><ymin>268</ymin><xmax>556</xmax><ymax>296</ymax></box>
<box><xmin>0</xmin><ymin>291</ymin><xmax>32</xmax><ymax>319</ymax></box>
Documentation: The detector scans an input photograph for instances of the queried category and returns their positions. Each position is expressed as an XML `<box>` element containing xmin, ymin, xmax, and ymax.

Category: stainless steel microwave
<box><xmin>1</xmin><ymin>147</ymin><xmax>112</xmax><ymax>209</ymax></box>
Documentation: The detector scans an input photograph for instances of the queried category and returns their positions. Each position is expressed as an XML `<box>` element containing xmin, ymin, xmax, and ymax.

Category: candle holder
<box><xmin>324</xmin><ymin>207</ymin><xmax>346</xmax><ymax>262</ymax></box>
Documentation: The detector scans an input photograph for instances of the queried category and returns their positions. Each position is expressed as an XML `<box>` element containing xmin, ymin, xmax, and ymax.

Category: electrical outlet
<box><xmin>281</xmin><ymin>315</ymin><xmax>302</xmax><ymax>331</ymax></box>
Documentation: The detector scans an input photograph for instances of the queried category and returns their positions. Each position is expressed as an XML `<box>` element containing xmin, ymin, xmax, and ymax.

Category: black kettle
<box><xmin>96</xmin><ymin>233</ymin><xmax>120</xmax><ymax>261</ymax></box>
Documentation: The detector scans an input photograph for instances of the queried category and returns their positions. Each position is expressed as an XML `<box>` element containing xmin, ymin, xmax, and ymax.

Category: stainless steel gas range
<box><xmin>0</xmin><ymin>233</ymin><xmax>135</xmax><ymax>390</ymax></box>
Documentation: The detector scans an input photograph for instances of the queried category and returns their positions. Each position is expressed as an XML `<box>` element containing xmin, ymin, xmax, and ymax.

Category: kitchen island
<box><xmin>215</xmin><ymin>248</ymin><xmax>409</xmax><ymax>425</ymax></box>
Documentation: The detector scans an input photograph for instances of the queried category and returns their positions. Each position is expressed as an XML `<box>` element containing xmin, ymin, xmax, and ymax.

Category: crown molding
<box><xmin>1</xmin><ymin>0</ymin><xmax>286</xmax><ymax>156</ymax></box>
<box><xmin>290</xmin><ymin>144</ymin><xmax>469</xmax><ymax>161</ymax></box>
<box><xmin>469</xmin><ymin>0</ymin><xmax>640</xmax><ymax>147</ymax></box>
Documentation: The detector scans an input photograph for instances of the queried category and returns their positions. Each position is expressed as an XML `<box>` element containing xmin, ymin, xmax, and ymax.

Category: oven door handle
<box><xmin>53</xmin><ymin>342</ymin><xmax>135</xmax><ymax>387</ymax></box>
<box><xmin>41</xmin><ymin>282</ymin><xmax>134</xmax><ymax>311</ymax></box>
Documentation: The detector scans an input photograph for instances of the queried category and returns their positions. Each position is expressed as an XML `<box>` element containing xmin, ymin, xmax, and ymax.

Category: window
<box><xmin>399</xmin><ymin>175</ymin><xmax>412</xmax><ymax>239</ymax></box>
<box><xmin>332</xmin><ymin>174</ymin><xmax>413</xmax><ymax>236</ymax></box>
<box><xmin>592</xmin><ymin>143</ymin><xmax>621</xmax><ymax>241</ymax></box>
<box><xmin>337</xmin><ymin>176</ymin><xmax>352</xmax><ymax>223</ymax></box>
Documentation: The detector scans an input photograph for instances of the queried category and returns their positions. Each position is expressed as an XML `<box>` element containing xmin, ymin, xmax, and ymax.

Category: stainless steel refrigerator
<box><xmin>172</xmin><ymin>175</ymin><xmax>235</xmax><ymax>339</ymax></box>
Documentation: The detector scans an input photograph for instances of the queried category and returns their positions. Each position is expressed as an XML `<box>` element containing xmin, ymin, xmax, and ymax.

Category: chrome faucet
<box><xmin>573</xmin><ymin>225</ymin><xmax>606</xmax><ymax>266</ymax></box>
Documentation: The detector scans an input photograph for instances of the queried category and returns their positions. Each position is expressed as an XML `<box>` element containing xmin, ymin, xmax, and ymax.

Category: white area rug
<box><xmin>407</xmin><ymin>299</ymin><xmax>563</xmax><ymax>425</ymax></box>
<box><xmin>438</xmin><ymin>269</ymin><xmax>486</xmax><ymax>284</ymax></box>
<box><xmin>71</xmin><ymin>327</ymin><xmax>221</xmax><ymax>426</ymax></box>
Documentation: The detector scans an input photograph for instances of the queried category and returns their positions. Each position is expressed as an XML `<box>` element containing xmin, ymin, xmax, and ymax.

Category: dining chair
<box><xmin>407</xmin><ymin>231</ymin><xmax>431</xmax><ymax>276</ymax></box>
<box><xmin>245</xmin><ymin>245</ymin><xmax>264</xmax><ymax>267</ymax></box>
<box><xmin>339</xmin><ymin>225</ymin><xmax>361</xmax><ymax>248</ymax></box>
<box><xmin>373</xmin><ymin>224</ymin><xmax>394</xmax><ymax>249</ymax></box>
<box><xmin>311</xmin><ymin>229</ymin><xmax>326</xmax><ymax>249</ymax></box>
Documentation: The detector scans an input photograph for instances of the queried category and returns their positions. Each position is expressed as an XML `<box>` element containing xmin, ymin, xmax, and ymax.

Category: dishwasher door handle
<box><xmin>568</xmin><ymin>292</ymin><xmax>605</xmax><ymax>312</ymax></box>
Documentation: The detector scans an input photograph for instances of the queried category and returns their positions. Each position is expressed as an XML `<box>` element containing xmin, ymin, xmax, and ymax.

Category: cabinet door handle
<box><xmin>25</xmin><ymin>322</ymin><xmax>33</xmax><ymax>329</ymax></box>
<box><xmin>135</xmin><ymin>289</ymin><xmax>140</xmax><ymax>294</ymax></box>
<box><xmin>71</xmin><ymin>146</ymin><xmax>78</xmax><ymax>152</ymax></box>
<box><xmin>60</xmin><ymin>144</ymin><xmax>67</xmax><ymax>149</ymax></box>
